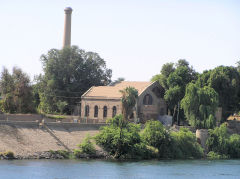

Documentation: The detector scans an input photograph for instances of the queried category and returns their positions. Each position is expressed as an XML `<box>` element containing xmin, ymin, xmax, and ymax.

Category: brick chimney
<box><xmin>63</xmin><ymin>7</ymin><xmax>73</xmax><ymax>48</ymax></box>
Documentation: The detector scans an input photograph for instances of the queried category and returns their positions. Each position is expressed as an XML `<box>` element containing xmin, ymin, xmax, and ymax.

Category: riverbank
<box><xmin>0</xmin><ymin>122</ymin><xmax>102</xmax><ymax>157</ymax></box>
<box><xmin>7</xmin><ymin>150</ymin><xmax>110</xmax><ymax>160</ymax></box>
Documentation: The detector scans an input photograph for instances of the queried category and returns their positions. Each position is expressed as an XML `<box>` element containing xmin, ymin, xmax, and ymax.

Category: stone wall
<box><xmin>0</xmin><ymin>114</ymin><xmax>42</xmax><ymax>122</ymax></box>
<box><xmin>196</xmin><ymin>129</ymin><xmax>209</xmax><ymax>152</ymax></box>
<box><xmin>0</xmin><ymin>114</ymin><xmax>104</xmax><ymax>124</ymax></box>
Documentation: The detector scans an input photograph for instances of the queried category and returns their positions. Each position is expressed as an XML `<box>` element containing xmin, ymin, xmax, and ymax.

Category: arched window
<box><xmin>94</xmin><ymin>105</ymin><xmax>98</xmax><ymax>117</ymax></box>
<box><xmin>143</xmin><ymin>94</ymin><xmax>153</xmax><ymax>105</ymax></box>
<box><xmin>85</xmin><ymin>105</ymin><xmax>89</xmax><ymax>117</ymax></box>
<box><xmin>103</xmin><ymin>106</ymin><xmax>107</xmax><ymax>118</ymax></box>
<box><xmin>112</xmin><ymin>106</ymin><xmax>117</xmax><ymax>117</ymax></box>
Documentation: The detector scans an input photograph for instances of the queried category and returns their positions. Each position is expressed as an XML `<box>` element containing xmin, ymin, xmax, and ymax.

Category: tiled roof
<box><xmin>82</xmin><ymin>81</ymin><xmax>153</xmax><ymax>99</ymax></box>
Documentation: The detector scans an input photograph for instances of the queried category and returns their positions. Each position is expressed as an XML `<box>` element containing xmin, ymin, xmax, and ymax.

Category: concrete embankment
<box><xmin>0</xmin><ymin>121</ymin><xmax>105</xmax><ymax>158</ymax></box>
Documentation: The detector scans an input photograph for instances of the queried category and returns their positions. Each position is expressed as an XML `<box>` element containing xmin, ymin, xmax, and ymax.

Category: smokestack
<box><xmin>63</xmin><ymin>7</ymin><xmax>73</xmax><ymax>48</ymax></box>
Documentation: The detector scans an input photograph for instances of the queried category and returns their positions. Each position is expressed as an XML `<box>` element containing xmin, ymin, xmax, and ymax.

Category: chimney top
<box><xmin>64</xmin><ymin>7</ymin><xmax>73</xmax><ymax>13</ymax></box>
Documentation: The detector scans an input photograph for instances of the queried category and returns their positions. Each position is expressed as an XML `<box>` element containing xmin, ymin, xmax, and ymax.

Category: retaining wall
<box><xmin>0</xmin><ymin>114</ymin><xmax>42</xmax><ymax>122</ymax></box>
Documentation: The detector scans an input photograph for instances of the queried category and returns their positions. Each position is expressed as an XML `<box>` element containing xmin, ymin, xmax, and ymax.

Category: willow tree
<box><xmin>196</xmin><ymin>66</ymin><xmax>240</xmax><ymax>120</ymax></box>
<box><xmin>181</xmin><ymin>83</ymin><xmax>218</xmax><ymax>129</ymax></box>
<box><xmin>120</xmin><ymin>87</ymin><xmax>138</xmax><ymax>121</ymax></box>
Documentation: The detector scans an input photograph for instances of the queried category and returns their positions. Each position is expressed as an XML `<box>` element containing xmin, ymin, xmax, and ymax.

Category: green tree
<box><xmin>152</xmin><ymin>60</ymin><xmax>197</xmax><ymax>125</ymax></box>
<box><xmin>37</xmin><ymin>46</ymin><xmax>112</xmax><ymax>114</ymax></box>
<box><xmin>109</xmin><ymin>77</ymin><xmax>125</xmax><ymax>86</ymax></box>
<box><xmin>236</xmin><ymin>61</ymin><xmax>240</xmax><ymax>73</ymax></box>
<box><xmin>165</xmin><ymin>65</ymin><xmax>197</xmax><ymax>124</ymax></box>
<box><xmin>197</xmin><ymin>66</ymin><xmax>240</xmax><ymax>119</ymax></box>
<box><xmin>0</xmin><ymin>67</ymin><xmax>34</xmax><ymax>113</ymax></box>
<box><xmin>120</xmin><ymin>87</ymin><xmax>138</xmax><ymax>121</ymax></box>
<box><xmin>181</xmin><ymin>83</ymin><xmax>218</xmax><ymax>129</ymax></box>
<box><xmin>151</xmin><ymin>62</ymin><xmax>175</xmax><ymax>89</ymax></box>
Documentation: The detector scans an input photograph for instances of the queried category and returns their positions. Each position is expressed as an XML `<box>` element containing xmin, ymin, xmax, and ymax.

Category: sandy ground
<box><xmin>0</xmin><ymin>123</ymin><xmax>100</xmax><ymax>156</ymax></box>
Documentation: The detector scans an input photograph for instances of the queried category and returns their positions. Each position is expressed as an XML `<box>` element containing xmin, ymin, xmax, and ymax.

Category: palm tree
<box><xmin>120</xmin><ymin>87</ymin><xmax>138</xmax><ymax>121</ymax></box>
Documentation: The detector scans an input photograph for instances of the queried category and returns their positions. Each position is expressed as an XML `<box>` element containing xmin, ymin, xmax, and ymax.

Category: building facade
<box><xmin>80</xmin><ymin>81</ymin><xmax>167</xmax><ymax>123</ymax></box>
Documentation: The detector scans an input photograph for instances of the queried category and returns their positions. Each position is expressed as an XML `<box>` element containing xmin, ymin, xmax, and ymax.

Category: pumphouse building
<box><xmin>80</xmin><ymin>81</ymin><xmax>167</xmax><ymax>122</ymax></box>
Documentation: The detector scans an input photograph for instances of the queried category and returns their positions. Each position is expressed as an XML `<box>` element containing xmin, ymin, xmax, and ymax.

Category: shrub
<box><xmin>142</xmin><ymin>120</ymin><xmax>172</xmax><ymax>158</ymax></box>
<box><xmin>206</xmin><ymin>124</ymin><xmax>229</xmax><ymax>155</ymax></box>
<box><xmin>95</xmin><ymin>115</ymin><xmax>148</xmax><ymax>159</ymax></box>
<box><xmin>95</xmin><ymin>116</ymin><xmax>205</xmax><ymax>159</ymax></box>
<box><xmin>77</xmin><ymin>135</ymin><xmax>96</xmax><ymax>155</ymax></box>
<box><xmin>228</xmin><ymin>134</ymin><xmax>240</xmax><ymax>158</ymax></box>
<box><xmin>126</xmin><ymin>142</ymin><xmax>156</xmax><ymax>159</ymax></box>
<box><xmin>3</xmin><ymin>151</ymin><xmax>15</xmax><ymax>159</ymax></box>
<box><xmin>46</xmin><ymin>115</ymin><xmax>66</xmax><ymax>119</ymax></box>
<box><xmin>49</xmin><ymin>150</ymin><xmax>70</xmax><ymax>159</ymax></box>
<box><xmin>73</xmin><ymin>149</ymin><xmax>82</xmax><ymax>158</ymax></box>
<box><xmin>206</xmin><ymin>124</ymin><xmax>240</xmax><ymax>158</ymax></box>
<box><xmin>207</xmin><ymin>151</ymin><xmax>229</xmax><ymax>159</ymax></box>
<box><xmin>170</xmin><ymin>128</ymin><xmax>204</xmax><ymax>159</ymax></box>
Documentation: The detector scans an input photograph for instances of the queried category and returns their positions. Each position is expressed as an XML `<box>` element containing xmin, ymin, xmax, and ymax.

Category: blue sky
<box><xmin>0</xmin><ymin>0</ymin><xmax>239</xmax><ymax>81</ymax></box>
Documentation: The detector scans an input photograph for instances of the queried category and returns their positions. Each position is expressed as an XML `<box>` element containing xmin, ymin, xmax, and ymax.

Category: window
<box><xmin>94</xmin><ymin>105</ymin><xmax>98</xmax><ymax>117</ymax></box>
<box><xmin>103</xmin><ymin>106</ymin><xmax>107</xmax><ymax>118</ymax></box>
<box><xmin>143</xmin><ymin>94</ymin><xmax>153</xmax><ymax>105</ymax></box>
<box><xmin>112</xmin><ymin>106</ymin><xmax>117</xmax><ymax>117</ymax></box>
<box><xmin>85</xmin><ymin>105</ymin><xmax>89</xmax><ymax>117</ymax></box>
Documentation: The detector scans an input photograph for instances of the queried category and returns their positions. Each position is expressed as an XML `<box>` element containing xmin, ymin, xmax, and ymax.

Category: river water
<box><xmin>0</xmin><ymin>159</ymin><xmax>239</xmax><ymax>179</ymax></box>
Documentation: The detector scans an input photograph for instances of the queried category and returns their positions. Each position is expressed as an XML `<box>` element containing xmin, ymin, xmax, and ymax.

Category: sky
<box><xmin>0</xmin><ymin>0</ymin><xmax>239</xmax><ymax>81</ymax></box>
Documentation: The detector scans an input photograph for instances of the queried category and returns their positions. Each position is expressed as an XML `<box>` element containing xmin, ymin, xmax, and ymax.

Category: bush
<box><xmin>49</xmin><ymin>150</ymin><xmax>70</xmax><ymax>159</ymax></box>
<box><xmin>206</xmin><ymin>124</ymin><xmax>229</xmax><ymax>155</ymax></box>
<box><xmin>207</xmin><ymin>151</ymin><xmax>229</xmax><ymax>159</ymax></box>
<box><xmin>73</xmin><ymin>149</ymin><xmax>82</xmax><ymax>158</ymax></box>
<box><xmin>3</xmin><ymin>151</ymin><xmax>15</xmax><ymax>159</ymax></box>
<box><xmin>126</xmin><ymin>142</ymin><xmax>156</xmax><ymax>159</ymax></box>
<box><xmin>170</xmin><ymin>128</ymin><xmax>204</xmax><ymax>159</ymax></box>
<box><xmin>228</xmin><ymin>134</ymin><xmax>240</xmax><ymax>158</ymax></box>
<box><xmin>46</xmin><ymin>115</ymin><xmax>66</xmax><ymax>119</ymax></box>
<box><xmin>142</xmin><ymin>120</ymin><xmax>172</xmax><ymax>158</ymax></box>
<box><xmin>95</xmin><ymin>115</ymin><xmax>150</xmax><ymax>159</ymax></box>
<box><xmin>0</xmin><ymin>151</ymin><xmax>15</xmax><ymax>159</ymax></box>
<box><xmin>142</xmin><ymin>121</ymin><xmax>203</xmax><ymax>159</ymax></box>
<box><xmin>95</xmin><ymin>116</ymin><xmax>205</xmax><ymax>159</ymax></box>
<box><xmin>77</xmin><ymin>135</ymin><xmax>96</xmax><ymax>155</ymax></box>
<box><xmin>206</xmin><ymin>124</ymin><xmax>240</xmax><ymax>158</ymax></box>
